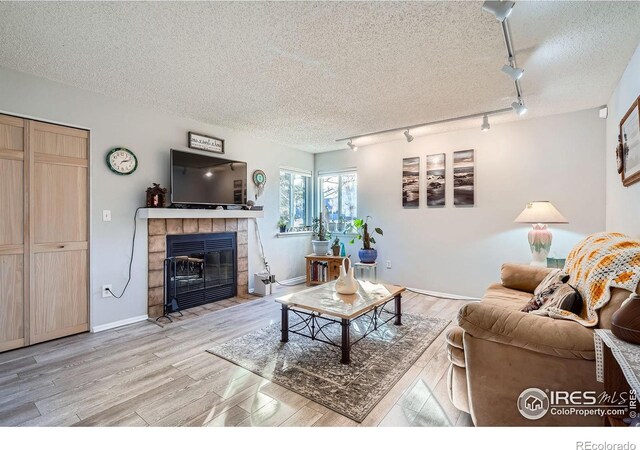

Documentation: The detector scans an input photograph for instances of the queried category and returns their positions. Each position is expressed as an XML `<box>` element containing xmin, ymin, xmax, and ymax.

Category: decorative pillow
<box><xmin>521</xmin><ymin>269</ymin><xmax>570</xmax><ymax>313</ymax></box>
<box><xmin>532</xmin><ymin>283</ymin><xmax>583</xmax><ymax>316</ymax></box>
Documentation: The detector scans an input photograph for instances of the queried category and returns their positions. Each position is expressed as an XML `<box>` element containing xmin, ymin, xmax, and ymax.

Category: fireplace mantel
<box><xmin>138</xmin><ymin>208</ymin><xmax>264</xmax><ymax>220</ymax></box>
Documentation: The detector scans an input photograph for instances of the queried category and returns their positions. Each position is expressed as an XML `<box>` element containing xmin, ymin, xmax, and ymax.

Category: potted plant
<box><xmin>311</xmin><ymin>213</ymin><xmax>330</xmax><ymax>255</ymax></box>
<box><xmin>331</xmin><ymin>236</ymin><xmax>341</xmax><ymax>256</ymax></box>
<box><xmin>277</xmin><ymin>216</ymin><xmax>288</xmax><ymax>233</ymax></box>
<box><xmin>349</xmin><ymin>216</ymin><xmax>383</xmax><ymax>263</ymax></box>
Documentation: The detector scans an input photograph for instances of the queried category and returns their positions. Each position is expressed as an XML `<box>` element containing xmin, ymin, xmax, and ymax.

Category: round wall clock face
<box><xmin>252</xmin><ymin>170</ymin><xmax>266</xmax><ymax>186</ymax></box>
<box><xmin>107</xmin><ymin>147</ymin><xmax>138</xmax><ymax>175</ymax></box>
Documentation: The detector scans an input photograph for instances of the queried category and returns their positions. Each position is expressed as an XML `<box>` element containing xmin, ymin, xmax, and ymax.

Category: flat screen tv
<box><xmin>170</xmin><ymin>149</ymin><xmax>247</xmax><ymax>206</ymax></box>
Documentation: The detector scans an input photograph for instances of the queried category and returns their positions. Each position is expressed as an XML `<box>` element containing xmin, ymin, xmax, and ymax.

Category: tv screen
<box><xmin>170</xmin><ymin>149</ymin><xmax>247</xmax><ymax>206</ymax></box>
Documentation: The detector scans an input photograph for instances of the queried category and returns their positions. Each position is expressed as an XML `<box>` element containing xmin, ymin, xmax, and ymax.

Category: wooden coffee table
<box><xmin>275</xmin><ymin>280</ymin><xmax>406</xmax><ymax>364</ymax></box>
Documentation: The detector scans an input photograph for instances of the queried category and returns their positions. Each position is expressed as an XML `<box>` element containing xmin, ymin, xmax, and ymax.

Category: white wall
<box><xmin>0</xmin><ymin>66</ymin><xmax>312</xmax><ymax>329</ymax></box>
<box><xmin>316</xmin><ymin>109</ymin><xmax>606</xmax><ymax>298</ymax></box>
<box><xmin>606</xmin><ymin>43</ymin><xmax>640</xmax><ymax>236</ymax></box>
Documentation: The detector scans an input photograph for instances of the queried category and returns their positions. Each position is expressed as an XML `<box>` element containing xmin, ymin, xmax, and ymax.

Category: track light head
<box><xmin>481</xmin><ymin>115</ymin><xmax>490</xmax><ymax>132</ymax></box>
<box><xmin>501</xmin><ymin>64</ymin><xmax>524</xmax><ymax>81</ymax></box>
<box><xmin>482</xmin><ymin>1</ymin><xmax>515</xmax><ymax>22</ymax></box>
<box><xmin>347</xmin><ymin>139</ymin><xmax>358</xmax><ymax>152</ymax></box>
<box><xmin>511</xmin><ymin>100</ymin><xmax>528</xmax><ymax>116</ymax></box>
<box><xmin>403</xmin><ymin>129</ymin><xmax>414</xmax><ymax>143</ymax></box>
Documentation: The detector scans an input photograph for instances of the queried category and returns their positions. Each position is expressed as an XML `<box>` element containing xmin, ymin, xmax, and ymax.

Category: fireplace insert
<box><xmin>162</xmin><ymin>232</ymin><xmax>237</xmax><ymax>320</ymax></box>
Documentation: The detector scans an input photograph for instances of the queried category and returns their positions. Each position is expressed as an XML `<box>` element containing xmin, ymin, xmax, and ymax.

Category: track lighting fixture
<box><xmin>511</xmin><ymin>100</ymin><xmax>528</xmax><ymax>116</ymax></box>
<box><xmin>403</xmin><ymin>129</ymin><xmax>414</xmax><ymax>143</ymax></box>
<box><xmin>501</xmin><ymin>64</ymin><xmax>524</xmax><ymax>81</ymax></box>
<box><xmin>482</xmin><ymin>1</ymin><xmax>515</xmax><ymax>22</ymax></box>
<box><xmin>481</xmin><ymin>115</ymin><xmax>490</xmax><ymax>132</ymax></box>
<box><xmin>347</xmin><ymin>139</ymin><xmax>357</xmax><ymax>152</ymax></box>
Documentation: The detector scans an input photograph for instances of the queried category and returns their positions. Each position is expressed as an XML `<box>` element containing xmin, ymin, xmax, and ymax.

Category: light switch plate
<box><xmin>102</xmin><ymin>210</ymin><xmax>112</xmax><ymax>222</ymax></box>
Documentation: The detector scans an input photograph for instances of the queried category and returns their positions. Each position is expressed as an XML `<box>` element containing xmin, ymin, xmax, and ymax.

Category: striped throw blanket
<box><xmin>539</xmin><ymin>232</ymin><xmax>640</xmax><ymax>327</ymax></box>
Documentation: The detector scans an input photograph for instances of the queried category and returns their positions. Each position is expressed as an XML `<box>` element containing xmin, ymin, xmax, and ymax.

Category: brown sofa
<box><xmin>446</xmin><ymin>263</ymin><xmax>635</xmax><ymax>426</ymax></box>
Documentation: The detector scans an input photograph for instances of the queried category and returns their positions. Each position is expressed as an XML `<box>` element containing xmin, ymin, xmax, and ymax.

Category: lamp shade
<box><xmin>514</xmin><ymin>201</ymin><xmax>568</xmax><ymax>224</ymax></box>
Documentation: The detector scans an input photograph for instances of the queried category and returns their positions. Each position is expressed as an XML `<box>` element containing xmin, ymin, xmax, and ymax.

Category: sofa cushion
<box><xmin>482</xmin><ymin>283</ymin><xmax>532</xmax><ymax>311</ymax></box>
<box><xmin>500</xmin><ymin>263</ymin><xmax>554</xmax><ymax>293</ymax></box>
<box><xmin>446</xmin><ymin>326</ymin><xmax>464</xmax><ymax>349</ymax></box>
<box><xmin>457</xmin><ymin>302</ymin><xmax>596</xmax><ymax>360</ymax></box>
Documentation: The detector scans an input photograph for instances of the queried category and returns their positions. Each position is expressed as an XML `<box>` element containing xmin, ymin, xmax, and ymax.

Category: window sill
<box><xmin>277</xmin><ymin>231</ymin><xmax>313</xmax><ymax>238</ymax></box>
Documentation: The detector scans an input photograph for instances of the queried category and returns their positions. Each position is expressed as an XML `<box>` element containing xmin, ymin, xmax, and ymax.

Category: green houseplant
<box><xmin>277</xmin><ymin>216</ymin><xmax>288</xmax><ymax>233</ymax></box>
<box><xmin>349</xmin><ymin>216</ymin><xmax>383</xmax><ymax>263</ymax></box>
<box><xmin>311</xmin><ymin>213</ymin><xmax>331</xmax><ymax>255</ymax></box>
<box><xmin>331</xmin><ymin>236</ymin><xmax>341</xmax><ymax>256</ymax></box>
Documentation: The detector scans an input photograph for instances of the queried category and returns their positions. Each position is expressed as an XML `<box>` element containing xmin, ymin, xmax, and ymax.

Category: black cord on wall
<box><xmin>106</xmin><ymin>207</ymin><xmax>143</xmax><ymax>299</ymax></box>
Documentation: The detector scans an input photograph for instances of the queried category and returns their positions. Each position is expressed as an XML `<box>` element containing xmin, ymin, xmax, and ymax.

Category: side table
<box><xmin>353</xmin><ymin>262</ymin><xmax>377</xmax><ymax>283</ymax></box>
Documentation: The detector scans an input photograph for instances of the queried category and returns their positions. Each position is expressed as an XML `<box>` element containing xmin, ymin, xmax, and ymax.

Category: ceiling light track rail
<box><xmin>335</xmin><ymin>107</ymin><xmax>513</xmax><ymax>143</ymax></box>
<box><xmin>335</xmin><ymin>1</ymin><xmax>526</xmax><ymax>148</ymax></box>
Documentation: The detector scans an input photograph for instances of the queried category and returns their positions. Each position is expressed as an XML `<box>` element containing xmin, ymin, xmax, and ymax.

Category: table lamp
<box><xmin>514</xmin><ymin>201</ymin><xmax>568</xmax><ymax>267</ymax></box>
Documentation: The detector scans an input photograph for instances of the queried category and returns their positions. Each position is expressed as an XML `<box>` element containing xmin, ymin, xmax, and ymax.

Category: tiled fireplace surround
<box><xmin>146</xmin><ymin>218</ymin><xmax>249</xmax><ymax>318</ymax></box>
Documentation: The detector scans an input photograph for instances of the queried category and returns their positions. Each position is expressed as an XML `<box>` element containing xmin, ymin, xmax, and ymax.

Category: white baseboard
<box><xmin>91</xmin><ymin>315</ymin><xmax>149</xmax><ymax>333</ymax></box>
<box><xmin>277</xmin><ymin>275</ymin><xmax>306</xmax><ymax>286</ymax></box>
<box><xmin>407</xmin><ymin>287</ymin><xmax>480</xmax><ymax>301</ymax></box>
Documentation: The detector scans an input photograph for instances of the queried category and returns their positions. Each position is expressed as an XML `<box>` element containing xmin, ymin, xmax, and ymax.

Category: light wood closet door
<box><xmin>30</xmin><ymin>121</ymin><xmax>89</xmax><ymax>344</ymax></box>
<box><xmin>0</xmin><ymin>115</ymin><xmax>26</xmax><ymax>352</ymax></box>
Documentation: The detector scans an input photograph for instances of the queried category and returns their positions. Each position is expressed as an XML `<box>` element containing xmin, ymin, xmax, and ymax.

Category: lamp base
<box><xmin>528</xmin><ymin>224</ymin><xmax>552</xmax><ymax>267</ymax></box>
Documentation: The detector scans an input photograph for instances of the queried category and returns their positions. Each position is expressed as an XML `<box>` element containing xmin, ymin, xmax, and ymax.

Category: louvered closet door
<box><xmin>30</xmin><ymin>120</ymin><xmax>89</xmax><ymax>344</ymax></box>
<box><xmin>0</xmin><ymin>115</ymin><xmax>26</xmax><ymax>352</ymax></box>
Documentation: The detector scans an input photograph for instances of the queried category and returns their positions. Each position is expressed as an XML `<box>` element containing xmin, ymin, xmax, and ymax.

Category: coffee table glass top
<box><xmin>275</xmin><ymin>280</ymin><xmax>405</xmax><ymax>320</ymax></box>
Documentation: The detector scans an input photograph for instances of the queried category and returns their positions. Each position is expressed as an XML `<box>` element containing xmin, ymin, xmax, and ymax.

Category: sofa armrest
<box><xmin>457</xmin><ymin>302</ymin><xmax>595</xmax><ymax>360</ymax></box>
<box><xmin>500</xmin><ymin>263</ymin><xmax>554</xmax><ymax>293</ymax></box>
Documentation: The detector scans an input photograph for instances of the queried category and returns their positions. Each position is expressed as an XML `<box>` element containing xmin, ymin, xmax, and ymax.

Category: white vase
<box><xmin>335</xmin><ymin>257</ymin><xmax>359</xmax><ymax>295</ymax></box>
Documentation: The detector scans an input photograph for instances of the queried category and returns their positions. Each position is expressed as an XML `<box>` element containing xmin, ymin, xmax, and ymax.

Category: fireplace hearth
<box><xmin>163</xmin><ymin>232</ymin><xmax>237</xmax><ymax>316</ymax></box>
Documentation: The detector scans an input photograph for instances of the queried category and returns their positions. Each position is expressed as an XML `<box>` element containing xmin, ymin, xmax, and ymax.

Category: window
<box><xmin>318</xmin><ymin>171</ymin><xmax>357</xmax><ymax>232</ymax></box>
<box><xmin>279</xmin><ymin>169</ymin><xmax>311</xmax><ymax>230</ymax></box>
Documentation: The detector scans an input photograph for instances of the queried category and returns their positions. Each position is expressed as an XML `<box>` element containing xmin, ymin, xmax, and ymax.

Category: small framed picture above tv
<box><xmin>188</xmin><ymin>131</ymin><xmax>224</xmax><ymax>154</ymax></box>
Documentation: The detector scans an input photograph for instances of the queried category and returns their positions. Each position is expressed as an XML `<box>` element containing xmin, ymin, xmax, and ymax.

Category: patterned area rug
<box><xmin>207</xmin><ymin>313</ymin><xmax>449</xmax><ymax>422</ymax></box>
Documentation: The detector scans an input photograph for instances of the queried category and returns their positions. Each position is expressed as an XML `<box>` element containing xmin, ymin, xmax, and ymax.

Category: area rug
<box><xmin>207</xmin><ymin>313</ymin><xmax>449</xmax><ymax>422</ymax></box>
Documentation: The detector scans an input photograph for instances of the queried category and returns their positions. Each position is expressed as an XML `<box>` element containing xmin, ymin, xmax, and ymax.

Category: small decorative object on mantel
<box><xmin>188</xmin><ymin>131</ymin><xmax>224</xmax><ymax>154</ymax></box>
<box><xmin>246</xmin><ymin>200</ymin><xmax>255</xmax><ymax>210</ymax></box>
<box><xmin>611</xmin><ymin>294</ymin><xmax>640</xmax><ymax>344</ymax></box>
<box><xmin>620</xmin><ymin>95</ymin><xmax>640</xmax><ymax>187</ymax></box>
<box><xmin>146</xmin><ymin>183</ymin><xmax>167</xmax><ymax>208</ymax></box>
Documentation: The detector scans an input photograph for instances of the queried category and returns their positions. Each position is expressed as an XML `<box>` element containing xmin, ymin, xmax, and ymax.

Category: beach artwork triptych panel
<box><xmin>402</xmin><ymin>150</ymin><xmax>474</xmax><ymax>208</ymax></box>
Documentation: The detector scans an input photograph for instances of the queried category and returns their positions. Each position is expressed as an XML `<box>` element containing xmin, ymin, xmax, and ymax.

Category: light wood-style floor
<box><xmin>0</xmin><ymin>286</ymin><xmax>474</xmax><ymax>427</ymax></box>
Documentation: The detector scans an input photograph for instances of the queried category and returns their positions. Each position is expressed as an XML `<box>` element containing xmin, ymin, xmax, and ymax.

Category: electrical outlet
<box><xmin>102</xmin><ymin>210</ymin><xmax>112</xmax><ymax>222</ymax></box>
<box><xmin>102</xmin><ymin>284</ymin><xmax>113</xmax><ymax>298</ymax></box>
<box><xmin>386</xmin><ymin>260</ymin><xmax>392</xmax><ymax>269</ymax></box>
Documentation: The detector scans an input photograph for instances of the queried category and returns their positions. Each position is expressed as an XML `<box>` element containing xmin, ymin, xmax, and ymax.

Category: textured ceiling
<box><xmin>0</xmin><ymin>1</ymin><xmax>639</xmax><ymax>152</ymax></box>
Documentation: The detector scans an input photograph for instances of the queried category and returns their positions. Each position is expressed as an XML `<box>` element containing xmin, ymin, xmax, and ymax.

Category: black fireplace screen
<box><xmin>163</xmin><ymin>232</ymin><xmax>237</xmax><ymax>315</ymax></box>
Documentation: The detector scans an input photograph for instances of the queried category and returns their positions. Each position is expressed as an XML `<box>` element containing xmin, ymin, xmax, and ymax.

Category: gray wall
<box><xmin>316</xmin><ymin>109</ymin><xmax>606</xmax><ymax>297</ymax></box>
<box><xmin>606</xmin><ymin>42</ymin><xmax>640</xmax><ymax>236</ymax></box>
<box><xmin>0</xmin><ymin>66</ymin><xmax>313</xmax><ymax>328</ymax></box>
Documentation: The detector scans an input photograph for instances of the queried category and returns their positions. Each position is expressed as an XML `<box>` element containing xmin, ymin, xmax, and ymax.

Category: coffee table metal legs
<box><xmin>341</xmin><ymin>318</ymin><xmax>351</xmax><ymax>364</ymax></box>
<box><xmin>394</xmin><ymin>294</ymin><xmax>402</xmax><ymax>326</ymax></box>
<box><xmin>281</xmin><ymin>305</ymin><xmax>289</xmax><ymax>343</ymax></box>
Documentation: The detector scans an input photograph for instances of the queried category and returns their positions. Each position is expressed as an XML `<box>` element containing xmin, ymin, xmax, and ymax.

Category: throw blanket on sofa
<box><xmin>538</xmin><ymin>232</ymin><xmax>640</xmax><ymax>327</ymax></box>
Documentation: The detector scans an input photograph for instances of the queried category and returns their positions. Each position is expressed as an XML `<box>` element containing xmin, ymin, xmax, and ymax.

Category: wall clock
<box><xmin>106</xmin><ymin>147</ymin><xmax>138</xmax><ymax>175</ymax></box>
<box><xmin>252</xmin><ymin>169</ymin><xmax>266</xmax><ymax>200</ymax></box>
